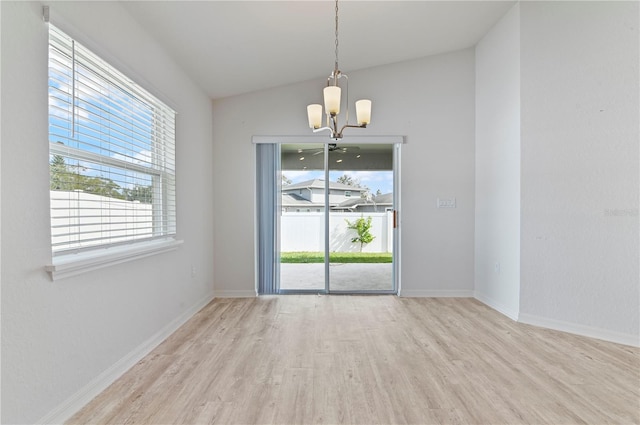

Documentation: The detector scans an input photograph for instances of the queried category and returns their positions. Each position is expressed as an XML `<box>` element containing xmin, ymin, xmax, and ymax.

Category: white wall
<box><xmin>474</xmin><ymin>4</ymin><xmax>521</xmax><ymax>320</ymax></box>
<box><xmin>0</xmin><ymin>2</ymin><xmax>215</xmax><ymax>423</ymax></box>
<box><xmin>213</xmin><ymin>49</ymin><xmax>476</xmax><ymax>297</ymax></box>
<box><xmin>0</xmin><ymin>2</ymin><xmax>3</xmax><ymax>421</ymax></box>
<box><xmin>519</xmin><ymin>1</ymin><xmax>639</xmax><ymax>344</ymax></box>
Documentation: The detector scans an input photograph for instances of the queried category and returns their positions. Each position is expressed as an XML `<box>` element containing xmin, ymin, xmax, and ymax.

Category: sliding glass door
<box><xmin>327</xmin><ymin>144</ymin><xmax>394</xmax><ymax>292</ymax></box>
<box><xmin>279</xmin><ymin>143</ymin><xmax>326</xmax><ymax>291</ymax></box>
<box><xmin>258</xmin><ymin>141</ymin><xmax>398</xmax><ymax>294</ymax></box>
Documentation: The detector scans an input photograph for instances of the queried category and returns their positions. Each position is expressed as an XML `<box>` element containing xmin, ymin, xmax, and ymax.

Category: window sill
<box><xmin>45</xmin><ymin>238</ymin><xmax>184</xmax><ymax>281</ymax></box>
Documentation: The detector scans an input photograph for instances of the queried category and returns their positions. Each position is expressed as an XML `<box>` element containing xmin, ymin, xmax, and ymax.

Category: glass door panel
<box><xmin>279</xmin><ymin>143</ymin><xmax>326</xmax><ymax>291</ymax></box>
<box><xmin>328</xmin><ymin>144</ymin><xmax>395</xmax><ymax>292</ymax></box>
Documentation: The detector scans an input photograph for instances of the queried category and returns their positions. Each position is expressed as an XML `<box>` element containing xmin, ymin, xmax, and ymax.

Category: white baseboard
<box><xmin>37</xmin><ymin>292</ymin><xmax>215</xmax><ymax>425</ymax></box>
<box><xmin>474</xmin><ymin>291</ymin><xmax>520</xmax><ymax>321</ymax></box>
<box><xmin>518</xmin><ymin>312</ymin><xmax>640</xmax><ymax>348</ymax></box>
<box><xmin>399</xmin><ymin>289</ymin><xmax>474</xmax><ymax>298</ymax></box>
<box><xmin>213</xmin><ymin>289</ymin><xmax>257</xmax><ymax>298</ymax></box>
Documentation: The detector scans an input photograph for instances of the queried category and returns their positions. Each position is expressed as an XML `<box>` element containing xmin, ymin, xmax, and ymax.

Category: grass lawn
<box><xmin>281</xmin><ymin>251</ymin><xmax>392</xmax><ymax>263</ymax></box>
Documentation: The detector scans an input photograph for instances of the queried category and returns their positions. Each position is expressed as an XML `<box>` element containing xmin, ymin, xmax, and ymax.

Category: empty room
<box><xmin>1</xmin><ymin>1</ymin><xmax>638</xmax><ymax>424</ymax></box>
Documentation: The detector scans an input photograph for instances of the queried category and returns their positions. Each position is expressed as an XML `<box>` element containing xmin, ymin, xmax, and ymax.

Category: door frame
<box><xmin>254</xmin><ymin>135</ymin><xmax>404</xmax><ymax>295</ymax></box>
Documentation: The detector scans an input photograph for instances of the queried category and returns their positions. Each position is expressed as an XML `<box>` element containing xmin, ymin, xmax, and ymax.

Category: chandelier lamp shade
<box><xmin>306</xmin><ymin>0</ymin><xmax>372</xmax><ymax>140</ymax></box>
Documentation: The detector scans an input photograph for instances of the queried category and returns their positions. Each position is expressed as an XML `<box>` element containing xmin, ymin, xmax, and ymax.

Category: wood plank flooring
<box><xmin>68</xmin><ymin>296</ymin><xmax>640</xmax><ymax>424</ymax></box>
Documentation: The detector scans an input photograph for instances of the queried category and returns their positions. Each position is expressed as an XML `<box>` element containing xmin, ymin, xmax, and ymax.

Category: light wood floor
<box><xmin>68</xmin><ymin>296</ymin><xmax>640</xmax><ymax>425</ymax></box>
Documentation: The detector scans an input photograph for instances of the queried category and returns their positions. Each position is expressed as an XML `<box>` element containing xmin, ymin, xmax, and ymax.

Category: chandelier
<box><xmin>306</xmin><ymin>0</ymin><xmax>371</xmax><ymax>140</ymax></box>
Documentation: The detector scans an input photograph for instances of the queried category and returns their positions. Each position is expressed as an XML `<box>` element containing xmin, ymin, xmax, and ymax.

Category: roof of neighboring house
<box><xmin>281</xmin><ymin>193</ymin><xmax>322</xmax><ymax>207</ymax></box>
<box><xmin>332</xmin><ymin>193</ymin><xmax>393</xmax><ymax>210</ymax></box>
<box><xmin>372</xmin><ymin>193</ymin><xmax>393</xmax><ymax>204</ymax></box>
<box><xmin>282</xmin><ymin>179</ymin><xmax>367</xmax><ymax>193</ymax></box>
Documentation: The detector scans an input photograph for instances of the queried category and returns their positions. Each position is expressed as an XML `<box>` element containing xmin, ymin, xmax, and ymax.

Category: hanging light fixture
<box><xmin>307</xmin><ymin>0</ymin><xmax>371</xmax><ymax>140</ymax></box>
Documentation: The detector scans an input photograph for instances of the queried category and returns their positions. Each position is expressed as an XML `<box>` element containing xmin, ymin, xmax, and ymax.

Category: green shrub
<box><xmin>345</xmin><ymin>216</ymin><xmax>375</xmax><ymax>252</ymax></box>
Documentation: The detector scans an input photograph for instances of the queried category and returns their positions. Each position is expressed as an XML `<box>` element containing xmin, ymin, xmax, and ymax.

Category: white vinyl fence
<box><xmin>50</xmin><ymin>190</ymin><xmax>153</xmax><ymax>251</ymax></box>
<box><xmin>50</xmin><ymin>191</ymin><xmax>393</xmax><ymax>254</ymax></box>
<box><xmin>281</xmin><ymin>211</ymin><xmax>393</xmax><ymax>253</ymax></box>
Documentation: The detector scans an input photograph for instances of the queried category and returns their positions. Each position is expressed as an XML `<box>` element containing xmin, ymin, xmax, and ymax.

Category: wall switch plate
<box><xmin>437</xmin><ymin>197</ymin><xmax>456</xmax><ymax>208</ymax></box>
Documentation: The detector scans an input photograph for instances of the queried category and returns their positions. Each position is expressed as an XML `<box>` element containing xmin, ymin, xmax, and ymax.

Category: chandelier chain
<box><xmin>306</xmin><ymin>0</ymin><xmax>370</xmax><ymax>139</ymax></box>
<box><xmin>334</xmin><ymin>0</ymin><xmax>339</xmax><ymax>71</ymax></box>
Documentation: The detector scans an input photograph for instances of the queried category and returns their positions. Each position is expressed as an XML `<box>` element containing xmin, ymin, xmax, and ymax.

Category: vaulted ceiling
<box><xmin>122</xmin><ymin>1</ymin><xmax>516</xmax><ymax>99</ymax></box>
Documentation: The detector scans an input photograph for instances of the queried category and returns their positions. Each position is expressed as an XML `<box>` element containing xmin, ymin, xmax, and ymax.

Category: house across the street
<box><xmin>281</xmin><ymin>179</ymin><xmax>369</xmax><ymax>212</ymax></box>
<box><xmin>331</xmin><ymin>192</ymin><xmax>393</xmax><ymax>213</ymax></box>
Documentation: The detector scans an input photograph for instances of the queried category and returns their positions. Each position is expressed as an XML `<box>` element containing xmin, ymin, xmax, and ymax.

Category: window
<box><xmin>344</xmin><ymin>191</ymin><xmax>352</xmax><ymax>197</ymax></box>
<box><xmin>48</xmin><ymin>26</ymin><xmax>176</xmax><ymax>255</ymax></box>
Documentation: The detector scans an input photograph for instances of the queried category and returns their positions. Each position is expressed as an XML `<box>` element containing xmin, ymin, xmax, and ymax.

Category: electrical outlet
<box><xmin>494</xmin><ymin>262</ymin><xmax>501</xmax><ymax>274</ymax></box>
<box><xmin>437</xmin><ymin>197</ymin><xmax>456</xmax><ymax>208</ymax></box>
<box><xmin>191</xmin><ymin>265</ymin><xmax>196</xmax><ymax>278</ymax></box>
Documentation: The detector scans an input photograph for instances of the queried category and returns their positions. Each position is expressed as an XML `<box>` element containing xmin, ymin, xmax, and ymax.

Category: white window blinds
<box><xmin>48</xmin><ymin>25</ymin><xmax>177</xmax><ymax>254</ymax></box>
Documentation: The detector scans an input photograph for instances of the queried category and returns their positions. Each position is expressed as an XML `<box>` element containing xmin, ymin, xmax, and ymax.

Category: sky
<box><xmin>49</xmin><ymin>28</ymin><xmax>160</xmax><ymax>191</ymax></box>
<box><xmin>283</xmin><ymin>169</ymin><xmax>394</xmax><ymax>195</ymax></box>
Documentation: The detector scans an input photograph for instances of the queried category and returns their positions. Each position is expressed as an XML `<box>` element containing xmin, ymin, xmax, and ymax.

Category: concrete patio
<box><xmin>280</xmin><ymin>263</ymin><xmax>394</xmax><ymax>292</ymax></box>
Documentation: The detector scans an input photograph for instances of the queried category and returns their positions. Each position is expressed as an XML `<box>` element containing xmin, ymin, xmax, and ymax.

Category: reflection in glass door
<box><xmin>277</xmin><ymin>142</ymin><xmax>396</xmax><ymax>293</ymax></box>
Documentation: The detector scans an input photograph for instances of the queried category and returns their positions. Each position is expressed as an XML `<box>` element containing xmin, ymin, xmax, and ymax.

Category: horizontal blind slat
<box><xmin>48</xmin><ymin>25</ymin><xmax>176</xmax><ymax>255</ymax></box>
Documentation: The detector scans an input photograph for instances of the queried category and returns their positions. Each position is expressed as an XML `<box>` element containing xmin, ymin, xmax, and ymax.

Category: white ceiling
<box><xmin>121</xmin><ymin>1</ymin><xmax>516</xmax><ymax>99</ymax></box>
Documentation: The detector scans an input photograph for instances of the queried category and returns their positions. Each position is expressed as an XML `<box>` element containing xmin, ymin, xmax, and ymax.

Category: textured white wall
<box><xmin>474</xmin><ymin>4</ymin><xmax>521</xmax><ymax>319</ymax></box>
<box><xmin>1</xmin><ymin>2</ymin><xmax>214</xmax><ymax>423</ymax></box>
<box><xmin>520</xmin><ymin>1</ymin><xmax>639</xmax><ymax>343</ymax></box>
<box><xmin>213</xmin><ymin>50</ymin><xmax>476</xmax><ymax>297</ymax></box>
<box><xmin>0</xmin><ymin>3</ymin><xmax>3</xmax><ymax>421</ymax></box>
